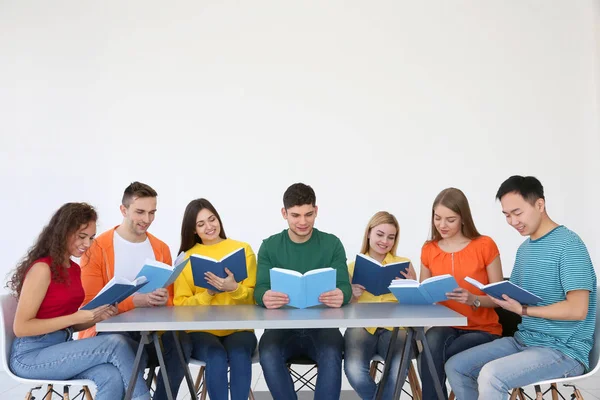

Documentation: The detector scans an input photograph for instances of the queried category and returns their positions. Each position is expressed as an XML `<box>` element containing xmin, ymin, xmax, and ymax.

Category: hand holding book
<box><xmin>204</xmin><ymin>268</ymin><xmax>239</xmax><ymax>294</ymax></box>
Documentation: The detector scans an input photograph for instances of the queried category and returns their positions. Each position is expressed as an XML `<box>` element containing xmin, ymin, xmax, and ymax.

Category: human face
<box><xmin>195</xmin><ymin>208</ymin><xmax>222</xmax><ymax>245</ymax></box>
<box><xmin>368</xmin><ymin>223</ymin><xmax>397</xmax><ymax>258</ymax></box>
<box><xmin>67</xmin><ymin>221</ymin><xmax>96</xmax><ymax>258</ymax></box>
<box><xmin>282</xmin><ymin>204</ymin><xmax>318</xmax><ymax>242</ymax></box>
<box><xmin>120</xmin><ymin>196</ymin><xmax>157</xmax><ymax>238</ymax></box>
<box><xmin>433</xmin><ymin>205</ymin><xmax>462</xmax><ymax>239</ymax></box>
<box><xmin>500</xmin><ymin>191</ymin><xmax>544</xmax><ymax>238</ymax></box>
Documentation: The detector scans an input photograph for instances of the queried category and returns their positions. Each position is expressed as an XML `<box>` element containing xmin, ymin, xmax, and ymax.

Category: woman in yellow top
<box><xmin>344</xmin><ymin>211</ymin><xmax>416</xmax><ymax>400</ymax></box>
<box><xmin>174</xmin><ymin>198</ymin><xmax>257</xmax><ymax>400</ymax></box>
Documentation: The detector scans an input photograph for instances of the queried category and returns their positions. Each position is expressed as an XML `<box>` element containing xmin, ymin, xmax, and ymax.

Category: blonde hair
<box><xmin>360</xmin><ymin>211</ymin><xmax>400</xmax><ymax>256</ymax></box>
<box><xmin>429</xmin><ymin>188</ymin><xmax>481</xmax><ymax>242</ymax></box>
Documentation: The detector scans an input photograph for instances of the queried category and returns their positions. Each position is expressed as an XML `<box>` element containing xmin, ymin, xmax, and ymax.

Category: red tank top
<box><xmin>26</xmin><ymin>257</ymin><xmax>85</xmax><ymax>319</ymax></box>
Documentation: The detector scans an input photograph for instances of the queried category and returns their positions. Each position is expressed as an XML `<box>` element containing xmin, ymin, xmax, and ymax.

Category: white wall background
<box><xmin>1</xmin><ymin>0</ymin><xmax>599</xmax><ymax>292</ymax></box>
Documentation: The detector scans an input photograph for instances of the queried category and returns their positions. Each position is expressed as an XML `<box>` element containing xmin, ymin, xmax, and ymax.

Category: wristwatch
<box><xmin>471</xmin><ymin>296</ymin><xmax>481</xmax><ymax>310</ymax></box>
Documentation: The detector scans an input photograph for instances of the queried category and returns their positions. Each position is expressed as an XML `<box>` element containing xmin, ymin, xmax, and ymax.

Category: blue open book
<box><xmin>352</xmin><ymin>253</ymin><xmax>410</xmax><ymax>296</ymax></box>
<box><xmin>388</xmin><ymin>274</ymin><xmax>459</xmax><ymax>305</ymax></box>
<box><xmin>465</xmin><ymin>276</ymin><xmax>542</xmax><ymax>305</ymax></box>
<box><xmin>134</xmin><ymin>252</ymin><xmax>189</xmax><ymax>294</ymax></box>
<box><xmin>82</xmin><ymin>276</ymin><xmax>149</xmax><ymax>310</ymax></box>
<box><xmin>270</xmin><ymin>267</ymin><xmax>336</xmax><ymax>309</ymax></box>
<box><xmin>190</xmin><ymin>247</ymin><xmax>247</xmax><ymax>292</ymax></box>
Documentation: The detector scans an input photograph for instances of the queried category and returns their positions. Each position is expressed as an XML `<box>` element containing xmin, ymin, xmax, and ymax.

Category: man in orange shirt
<box><xmin>80</xmin><ymin>181</ymin><xmax>184</xmax><ymax>400</ymax></box>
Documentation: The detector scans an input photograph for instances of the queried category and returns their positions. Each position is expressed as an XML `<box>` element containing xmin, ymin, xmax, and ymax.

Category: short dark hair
<box><xmin>283</xmin><ymin>183</ymin><xmax>316</xmax><ymax>209</ymax></box>
<box><xmin>496</xmin><ymin>175</ymin><xmax>544</xmax><ymax>205</ymax></box>
<box><xmin>122</xmin><ymin>182</ymin><xmax>157</xmax><ymax>207</ymax></box>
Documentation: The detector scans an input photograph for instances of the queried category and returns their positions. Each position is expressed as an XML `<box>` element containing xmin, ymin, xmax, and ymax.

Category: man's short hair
<box><xmin>122</xmin><ymin>181</ymin><xmax>158</xmax><ymax>207</ymax></box>
<box><xmin>283</xmin><ymin>183</ymin><xmax>316</xmax><ymax>209</ymax></box>
<box><xmin>496</xmin><ymin>175</ymin><xmax>545</xmax><ymax>205</ymax></box>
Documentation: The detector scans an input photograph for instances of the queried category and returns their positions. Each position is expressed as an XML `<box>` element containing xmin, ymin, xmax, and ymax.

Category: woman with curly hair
<box><xmin>7</xmin><ymin>202</ymin><xmax>151</xmax><ymax>400</ymax></box>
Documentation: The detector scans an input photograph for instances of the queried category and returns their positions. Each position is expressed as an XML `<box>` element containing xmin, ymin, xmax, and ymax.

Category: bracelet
<box><xmin>521</xmin><ymin>305</ymin><xmax>528</xmax><ymax>316</ymax></box>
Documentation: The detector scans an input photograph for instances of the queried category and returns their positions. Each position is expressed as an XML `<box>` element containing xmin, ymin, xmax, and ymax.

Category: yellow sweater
<box><xmin>349</xmin><ymin>252</ymin><xmax>411</xmax><ymax>334</ymax></box>
<box><xmin>174</xmin><ymin>238</ymin><xmax>257</xmax><ymax>336</ymax></box>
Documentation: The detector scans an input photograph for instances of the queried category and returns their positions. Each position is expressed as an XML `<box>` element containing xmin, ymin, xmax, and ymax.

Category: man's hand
<box><xmin>319</xmin><ymin>288</ymin><xmax>344</xmax><ymax>308</ymax></box>
<box><xmin>490</xmin><ymin>294</ymin><xmax>523</xmax><ymax>315</ymax></box>
<box><xmin>133</xmin><ymin>288</ymin><xmax>169</xmax><ymax>308</ymax></box>
<box><xmin>262</xmin><ymin>290</ymin><xmax>289</xmax><ymax>309</ymax></box>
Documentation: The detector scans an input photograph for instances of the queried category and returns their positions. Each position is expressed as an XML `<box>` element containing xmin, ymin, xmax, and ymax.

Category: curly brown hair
<box><xmin>6</xmin><ymin>202</ymin><xmax>98</xmax><ymax>297</ymax></box>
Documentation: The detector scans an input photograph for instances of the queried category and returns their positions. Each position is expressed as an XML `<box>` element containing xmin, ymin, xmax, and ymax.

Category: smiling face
<box><xmin>367</xmin><ymin>223</ymin><xmax>397</xmax><ymax>259</ymax></box>
<box><xmin>500</xmin><ymin>191</ymin><xmax>545</xmax><ymax>239</ymax></box>
<box><xmin>67</xmin><ymin>221</ymin><xmax>96</xmax><ymax>258</ymax></box>
<box><xmin>120</xmin><ymin>196</ymin><xmax>157</xmax><ymax>239</ymax></box>
<box><xmin>433</xmin><ymin>205</ymin><xmax>462</xmax><ymax>240</ymax></box>
<box><xmin>282</xmin><ymin>204</ymin><xmax>318</xmax><ymax>243</ymax></box>
<box><xmin>195</xmin><ymin>208</ymin><xmax>223</xmax><ymax>245</ymax></box>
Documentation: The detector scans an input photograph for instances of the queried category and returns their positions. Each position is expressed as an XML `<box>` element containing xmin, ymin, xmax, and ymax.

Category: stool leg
<box><xmin>83</xmin><ymin>385</ymin><xmax>94</xmax><ymax>400</ymax></box>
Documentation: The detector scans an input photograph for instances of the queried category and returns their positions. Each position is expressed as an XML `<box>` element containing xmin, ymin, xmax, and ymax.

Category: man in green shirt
<box><xmin>255</xmin><ymin>183</ymin><xmax>352</xmax><ymax>400</ymax></box>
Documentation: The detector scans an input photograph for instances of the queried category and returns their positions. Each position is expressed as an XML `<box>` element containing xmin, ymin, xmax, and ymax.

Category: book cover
<box><xmin>270</xmin><ymin>267</ymin><xmax>336</xmax><ymax>309</ymax></box>
<box><xmin>464</xmin><ymin>276</ymin><xmax>543</xmax><ymax>305</ymax></box>
<box><xmin>351</xmin><ymin>253</ymin><xmax>410</xmax><ymax>296</ymax></box>
<box><xmin>135</xmin><ymin>255</ymin><xmax>189</xmax><ymax>294</ymax></box>
<box><xmin>190</xmin><ymin>247</ymin><xmax>248</xmax><ymax>292</ymax></box>
<box><xmin>388</xmin><ymin>274</ymin><xmax>459</xmax><ymax>305</ymax></box>
<box><xmin>82</xmin><ymin>276</ymin><xmax>149</xmax><ymax>310</ymax></box>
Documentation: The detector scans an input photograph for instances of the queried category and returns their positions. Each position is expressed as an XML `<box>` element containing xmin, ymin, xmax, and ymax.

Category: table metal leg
<box><xmin>171</xmin><ymin>331</ymin><xmax>198</xmax><ymax>400</ymax></box>
<box><xmin>124</xmin><ymin>331</ymin><xmax>151</xmax><ymax>400</ymax></box>
<box><xmin>375</xmin><ymin>327</ymin><xmax>400</xmax><ymax>400</ymax></box>
<box><xmin>415</xmin><ymin>327</ymin><xmax>445</xmax><ymax>400</ymax></box>
<box><xmin>392</xmin><ymin>328</ymin><xmax>415</xmax><ymax>400</ymax></box>
<box><xmin>153</xmin><ymin>332</ymin><xmax>174</xmax><ymax>400</ymax></box>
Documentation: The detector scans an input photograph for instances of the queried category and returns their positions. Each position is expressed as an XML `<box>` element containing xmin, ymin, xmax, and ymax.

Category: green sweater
<box><xmin>254</xmin><ymin>228</ymin><xmax>352</xmax><ymax>306</ymax></box>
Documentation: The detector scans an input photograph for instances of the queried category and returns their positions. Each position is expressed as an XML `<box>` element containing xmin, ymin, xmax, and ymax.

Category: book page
<box><xmin>142</xmin><ymin>258</ymin><xmax>171</xmax><ymax>270</ymax></box>
<box><xmin>304</xmin><ymin>267</ymin><xmax>334</xmax><ymax>276</ymax></box>
<box><xmin>271</xmin><ymin>267</ymin><xmax>303</xmax><ymax>277</ymax></box>
<box><xmin>389</xmin><ymin>279</ymin><xmax>419</xmax><ymax>287</ymax></box>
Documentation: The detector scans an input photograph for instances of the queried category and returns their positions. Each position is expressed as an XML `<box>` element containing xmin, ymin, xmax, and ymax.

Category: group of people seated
<box><xmin>7</xmin><ymin>176</ymin><xmax>596</xmax><ymax>400</ymax></box>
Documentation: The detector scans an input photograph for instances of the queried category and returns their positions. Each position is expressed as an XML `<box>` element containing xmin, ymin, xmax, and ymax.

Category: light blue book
<box><xmin>270</xmin><ymin>267</ymin><xmax>337</xmax><ymax>309</ymax></box>
<box><xmin>465</xmin><ymin>276</ymin><xmax>542</xmax><ymax>305</ymax></box>
<box><xmin>388</xmin><ymin>274</ymin><xmax>459</xmax><ymax>305</ymax></box>
<box><xmin>82</xmin><ymin>276</ymin><xmax>149</xmax><ymax>310</ymax></box>
<box><xmin>135</xmin><ymin>253</ymin><xmax>189</xmax><ymax>294</ymax></box>
<box><xmin>190</xmin><ymin>248</ymin><xmax>248</xmax><ymax>292</ymax></box>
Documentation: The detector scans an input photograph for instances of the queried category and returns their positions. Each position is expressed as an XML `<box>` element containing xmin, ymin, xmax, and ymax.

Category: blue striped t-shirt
<box><xmin>511</xmin><ymin>225</ymin><xmax>596</xmax><ymax>370</ymax></box>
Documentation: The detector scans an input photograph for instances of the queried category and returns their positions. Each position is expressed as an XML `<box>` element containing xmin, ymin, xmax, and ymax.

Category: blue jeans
<box><xmin>186</xmin><ymin>331</ymin><xmax>257</xmax><ymax>400</ymax></box>
<box><xmin>419</xmin><ymin>327</ymin><xmax>499</xmax><ymax>400</ymax></box>
<box><xmin>259</xmin><ymin>328</ymin><xmax>344</xmax><ymax>400</ymax></box>
<box><xmin>10</xmin><ymin>329</ymin><xmax>150</xmax><ymax>400</ymax></box>
<box><xmin>98</xmin><ymin>330</ymin><xmax>186</xmax><ymax>400</ymax></box>
<box><xmin>445</xmin><ymin>336</ymin><xmax>585</xmax><ymax>400</ymax></box>
<box><xmin>344</xmin><ymin>327</ymin><xmax>412</xmax><ymax>400</ymax></box>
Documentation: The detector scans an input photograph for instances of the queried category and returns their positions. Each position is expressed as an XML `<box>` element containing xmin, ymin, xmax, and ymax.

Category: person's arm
<box><xmin>491</xmin><ymin>290</ymin><xmax>589</xmax><ymax>320</ymax></box>
<box><xmin>14</xmin><ymin>263</ymin><xmax>115</xmax><ymax>337</ymax></box>
<box><xmin>254</xmin><ymin>241</ymin><xmax>271</xmax><ymax>307</ymax></box>
<box><xmin>419</xmin><ymin>263</ymin><xmax>432</xmax><ymax>282</ymax></box>
<box><xmin>447</xmin><ymin>256</ymin><xmax>503</xmax><ymax>308</ymax></box>
<box><xmin>320</xmin><ymin>238</ymin><xmax>352</xmax><ymax>307</ymax></box>
<box><xmin>173</xmin><ymin>261</ymin><xmax>214</xmax><ymax>306</ymax></box>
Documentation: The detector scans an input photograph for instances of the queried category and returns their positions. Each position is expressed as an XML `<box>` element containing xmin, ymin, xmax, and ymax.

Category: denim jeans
<box><xmin>445</xmin><ymin>336</ymin><xmax>585</xmax><ymax>400</ymax></box>
<box><xmin>185</xmin><ymin>331</ymin><xmax>257</xmax><ymax>400</ymax></box>
<box><xmin>418</xmin><ymin>327</ymin><xmax>499</xmax><ymax>400</ymax></box>
<box><xmin>259</xmin><ymin>328</ymin><xmax>344</xmax><ymax>400</ymax></box>
<box><xmin>10</xmin><ymin>329</ymin><xmax>150</xmax><ymax>400</ymax></box>
<box><xmin>98</xmin><ymin>330</ymin><xmax>186</xmax><ymax>400</ymax></box>
<box><xmin>344</xmin><ymin>327</ymin><xmax>412</xmax><ymax>400</ymax></box>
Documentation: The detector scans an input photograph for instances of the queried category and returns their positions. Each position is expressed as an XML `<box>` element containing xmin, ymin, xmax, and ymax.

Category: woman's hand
<box><xmin>446</xmin><ymin>287</ymin><xmax>475</xmax><ymax>305</ymax></box>
<box><xmin>351</xmin><ymin>283</ymin><xmax>366</xmax><ymax>299</ymax></box>
<box><xmin>205</xmin><ymin>268</ymin><xmax>238</xmax><ymax>292</ymax></box>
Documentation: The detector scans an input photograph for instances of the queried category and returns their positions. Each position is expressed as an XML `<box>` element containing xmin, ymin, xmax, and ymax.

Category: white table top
<box><xmin>96</xmin><ymin>303</ymin><xmax>466</xmax><ymax>332</ymax></box>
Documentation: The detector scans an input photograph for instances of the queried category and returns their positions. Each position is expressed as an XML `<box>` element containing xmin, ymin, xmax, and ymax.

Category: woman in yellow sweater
<box><xmin>174</xmin><ymin>198</ymin><xmax>257</xmax><ymax>400</ymax></box>
<box><xmin>344</xmin><ymin>211</ymin><xmax>416</xmax><ymax>400</ymax></box>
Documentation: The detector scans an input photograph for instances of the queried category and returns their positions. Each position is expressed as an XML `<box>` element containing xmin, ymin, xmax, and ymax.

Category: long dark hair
<box><xmin>178</xmin><ymin>198</ymin><xmax>227</xmax><ymax>254</ymax></box>
<box><xmin>429</xmin><ymin>188</ymin><xmax>481</xmax><ymax>242</ymax></box>
<box><xmin>7</xmin><ymin>202</ymin><xmax>98</xmax><ymax>297</ymax></box>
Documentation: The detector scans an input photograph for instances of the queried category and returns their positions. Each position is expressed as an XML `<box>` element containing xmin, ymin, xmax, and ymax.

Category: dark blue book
<box><xmin>82</xmin><ymin>276</ymin><xmax>149</xmax><ymax>310</ymax></box>
<box><xmin>270</xmin><ymin>267</ymin><xmax>336</xmax><ymax>309</ymax></box>
<box><xmin>190</xmin><ymin>248</ymin><xmax>248</xmax><ymax>292</ymax></box>
<box><xmin>352</xmin><ymin>253</ymin><xmax>410</xmax><ymax>296</ymax></box>
<box><xmin>465</xmin><ymin>276</ymin><xmax>542</xmax><ymax>305</ymax></box>
<box><xmin>388</xmin><ymin>274</ymin><xmax>459</xmax><ymax>305</ymax></box>
<box><xmin>134</xmin><ymin>253</ymin><xmax>189</xmax><ymax>294</ymax></box>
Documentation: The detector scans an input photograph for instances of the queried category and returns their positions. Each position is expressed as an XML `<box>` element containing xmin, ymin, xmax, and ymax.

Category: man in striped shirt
<box><xmin>446</xmin><ymin>175</ymin><xmax>596</xmax><ymax>400</ymax></box>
